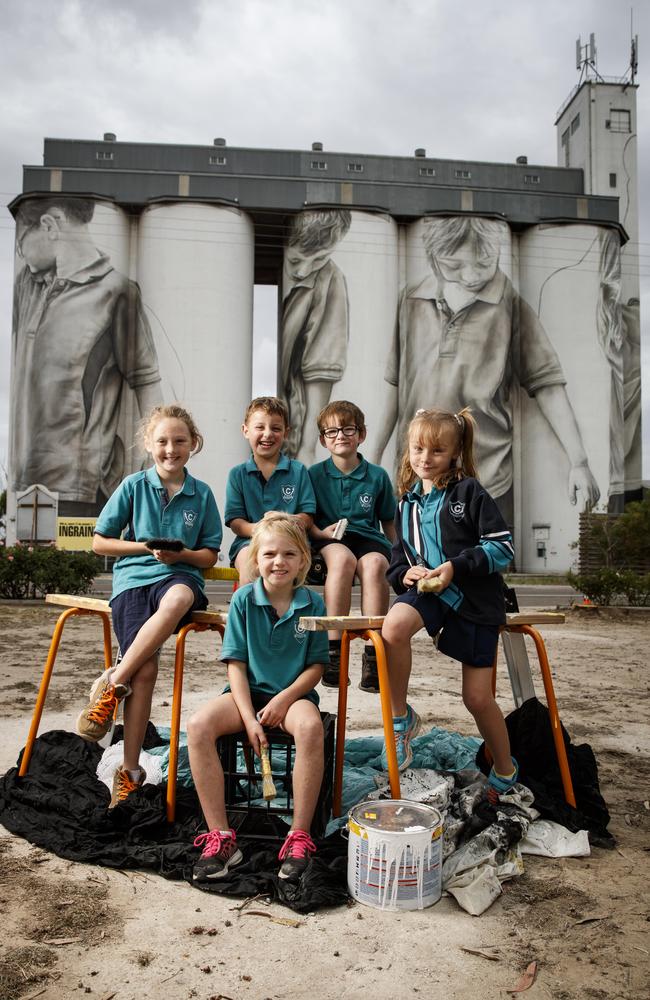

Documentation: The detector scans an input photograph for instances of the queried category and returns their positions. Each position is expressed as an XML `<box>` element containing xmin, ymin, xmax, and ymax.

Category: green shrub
<box><xmin>616</xmin><ymin>570</ymin><xmax>650</xmax><ymax>607</ymax></box>
<box><xmin>567</xmin><ymin>568</ymin><xmax>623</xmax><ymax>606</ymax></box>
<box><xmin>0</xmin><ymin>545</ymin><xmax>101</xmax><ymax>600</ymax></box>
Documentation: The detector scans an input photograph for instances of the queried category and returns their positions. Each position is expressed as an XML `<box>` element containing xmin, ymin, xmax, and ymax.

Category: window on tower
<box><xmin>608</xmin><ymin>109</ymin><xmax>631</xmax><ymax>133</ymax></box>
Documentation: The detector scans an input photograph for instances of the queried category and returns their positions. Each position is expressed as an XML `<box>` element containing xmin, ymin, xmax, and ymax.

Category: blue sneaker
<box><xmin>380</xmin><ymin>705</ymin><xmax>422</xmax><ymax>772</ymax></box>
<box><xmin>487</xmin><ymin>757</ymin><xmax>519</xmax><ymax>804</ymax></box>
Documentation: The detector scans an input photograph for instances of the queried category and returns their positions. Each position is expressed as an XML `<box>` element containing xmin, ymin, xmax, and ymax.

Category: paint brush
<box><xmin>417</xmin><ymin>576</ymin><xmax>444</xmax><ymax>594</ymax></box>
<box><xmin>260</xmin><ymin>745</ymin><xmax>276</xmax><ymax>801</ymax></box>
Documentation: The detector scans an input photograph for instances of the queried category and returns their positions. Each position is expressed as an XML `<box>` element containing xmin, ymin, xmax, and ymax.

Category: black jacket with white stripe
<box><xmin>387</xmin><ymin>477</ymin><xmax>514</xmax><ymax>626</ymax></box>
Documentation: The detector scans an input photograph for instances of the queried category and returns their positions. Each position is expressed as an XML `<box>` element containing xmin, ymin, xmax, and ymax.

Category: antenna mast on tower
<box><xmin>575</xmin><ymin>33</ymin><xmax>601</xmax><ymax>84</ymax></box>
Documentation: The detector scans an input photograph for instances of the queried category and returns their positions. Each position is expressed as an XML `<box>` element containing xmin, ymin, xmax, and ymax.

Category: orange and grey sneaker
<box><xmin>76</xmin><ymin>671</ymin><xmax>131</xmax><ymax>742</ymax></box>
<box><xmin>109</xmin><ymin>766</ymin><xmax>146</xmax><ymax>809</ymax></box>
<box><xmin>278</xmin><ymin>829</ymin><xmax>317</xmax><ymax>881</ymax></box>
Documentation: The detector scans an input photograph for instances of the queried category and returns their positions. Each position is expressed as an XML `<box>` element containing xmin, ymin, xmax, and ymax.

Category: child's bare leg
<box><xmin>322</xmin><ymin>543</ymin><xmax>356</xmax><ymax>642</ymax></box>
<box><xmin>187</xmin><ymin>694</ymin><xmax>244</xmax><ymax>831</ymax></box>
<box><xmin>461</xmin><ymin>665</ymin><xmax>513</xmax><ymax>774</ymax></box>
<box><xmin>381</xmin><ymin>603</ymin><xmax>424</xmax><ymax>716</ymax></box>
<box><xmin>234</xmin><ymin>547</ymin><xmax>252</xmax><ymax>586</ymax></box>
<box><xmin>112</xmin><ymin>584</ymin><xmax>195</xmax><ymax>686</ymax></box>
<box><xmin>122</xmin><ymin>657</ymin><xmax>158</xmax><ymax>771</ymax></box>
<box><xmin>282</xmin><ymin>700</ymin><xmax>324</xmax><ymax>832</ymax></box>
<box><xmin>356</xmin><ymin>552</ymin><xmax>390</xmax><ymax>616</ymax></box>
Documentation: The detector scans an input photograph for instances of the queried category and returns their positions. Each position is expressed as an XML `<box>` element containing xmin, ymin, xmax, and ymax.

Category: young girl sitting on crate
<box><xmin>188</xmin><ymin>512</ymin><xmax>329</xmax><ymax>882</ymax></box>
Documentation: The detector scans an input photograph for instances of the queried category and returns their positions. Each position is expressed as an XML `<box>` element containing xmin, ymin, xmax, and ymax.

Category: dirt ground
<box><xmin>0</xmin><ymin>601</ymin><xmax>648</xmax><ymax>1000</ymax></box>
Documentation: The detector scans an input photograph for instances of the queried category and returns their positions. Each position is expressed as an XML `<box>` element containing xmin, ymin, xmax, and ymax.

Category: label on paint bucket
<box><xmin>347</xmin><ymin>799</ymin><xmax>443</xmax><ymax>911</ymax></box>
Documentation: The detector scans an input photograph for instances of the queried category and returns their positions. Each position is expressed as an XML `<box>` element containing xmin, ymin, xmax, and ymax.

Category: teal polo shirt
<box><xmin>308</xmin><ymin>454</ymin><xmax>396</xmax><ymax>554</ymax></box>
<box><xmin>220</xmin><ymin>578</ymin><xmax>329</xmax><ymax>705</ymax></box>
<box><xmin>95</xmin><ymin>467</ymin><xmax>222</xmax><ymax>600</ymax></box>
<box><xmin>224</xmin><ymin>453</ymin><xmax>316</xmax><ymax>562</ymax></box>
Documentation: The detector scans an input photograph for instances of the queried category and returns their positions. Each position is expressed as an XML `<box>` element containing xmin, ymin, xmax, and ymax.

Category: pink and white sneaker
<box><xmin>278</xmin><ymin>829</ymin><xmax>317</xmax><ymax>880</ymax></box>
<box><xmin>192</xmin><ymin>828</ymin><xmax>243</xmax><ymax>881</ymax></box>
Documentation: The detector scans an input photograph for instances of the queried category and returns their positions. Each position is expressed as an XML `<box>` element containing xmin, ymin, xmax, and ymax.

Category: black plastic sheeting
<box><xmin>0</xmin><ymin>728</ymin><xmax>349</xmax><ymax>913</ymax></box>
<box><xmin>0</xmin><ymin>698</ymin><xmax>614</xmax><ymax>917</ymax></box>
<box><xmin>476</xmin><ymin>697</ymin><xmax>615</xmax><ymax>849</ymax></box>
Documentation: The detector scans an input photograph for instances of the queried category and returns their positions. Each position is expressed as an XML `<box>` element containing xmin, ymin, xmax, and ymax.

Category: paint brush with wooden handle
<box><xmin>417</xmin><ymin>576</ymin><xmax>444</xmax><ymax>594</ymax></box>
<box><xmin>260</xmin><ymin>745</ymin><xmax>276</xmax><ymax>801</ymax></box>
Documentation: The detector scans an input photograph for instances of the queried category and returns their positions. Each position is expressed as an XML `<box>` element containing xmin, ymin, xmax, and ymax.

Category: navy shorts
<box><xmin>315</xmin><ymin>531</ymin><xmax>390</xmax><ymax>561</ymax></box>
<box><xmin>393</xmin><ymin>588</ymin><xmax>499</xmax><ymax>668</ymax></box>
<box><xmin>111</xmin><ymin>574</ymin><xmax>208</xmax><ymax>655</ymax></box>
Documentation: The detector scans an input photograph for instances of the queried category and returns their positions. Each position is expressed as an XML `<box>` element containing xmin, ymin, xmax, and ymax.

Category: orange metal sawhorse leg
<box><xmin>166</xmin><ymin>620</ymin><xmax>224</xmax><ymax>822</ymax></box>
<box><xmin>19</xmin><ymin>607</ymin><xmax>113</xmax><ymax>778</ymax></box>
<box><xmin>493</xmin><ymin>624</ymin><xmax>576</xmax><ymax>808</ymax></box>
<box><xmin>19</xmin><ymin>603</ymin><xmax>225</xmax><ymax>824</ymax></box>
<box><xmin>332</xmin><ymin>628</ymin><xmax>401</xmax><ymax>817</ymax></box>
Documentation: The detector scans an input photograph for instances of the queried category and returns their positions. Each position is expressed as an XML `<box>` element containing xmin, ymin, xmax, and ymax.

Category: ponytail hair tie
<box><xmin>415</xmin><ymin>408</ymin><xmax>426</xmax><ymax>416</ymax></box>
<box><xmin>454</xmin><ymin>413</ymin><xmax>464</xmax><ymax>430</ymax></box>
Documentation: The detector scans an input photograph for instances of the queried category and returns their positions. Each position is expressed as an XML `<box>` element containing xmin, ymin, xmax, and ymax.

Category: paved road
<box><xmin>91</xmin><ymin>576</ymin><xmax>580</xmax><ymax>609</ymax></box>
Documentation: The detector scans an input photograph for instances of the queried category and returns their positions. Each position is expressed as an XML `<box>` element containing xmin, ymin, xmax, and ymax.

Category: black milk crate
<box><xmin>216</xmin><ymin>711</ymin><xmax>335</xmax><ymax>840</ymax></box>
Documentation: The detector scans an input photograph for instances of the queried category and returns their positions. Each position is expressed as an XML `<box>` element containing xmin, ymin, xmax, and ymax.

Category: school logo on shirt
<box><xmin>294</xmin><ymin>620</ymin><xmax>307</xmax><ymax>644</ymax></box>
<box><xmin>281</xmin><ymin>485</ymin><xmax>296</xmax><ymax>503</ymax></box>
<box><xmin>183</xmin><ymin>510</ymin><xmax>198</xmax><ymax>526</ymax></box>
<box><xmin>449</xmin><ymin>501</ymin><xmax>466</xmax><ymax>522</ymax></box>
<box><xmin>358</xmin><ymin>493</ymin><xmax>373</xmax><ymax>512</ymax></box>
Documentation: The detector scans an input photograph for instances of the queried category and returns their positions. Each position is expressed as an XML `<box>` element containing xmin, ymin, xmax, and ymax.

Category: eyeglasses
<box><xmin>322</xmin><ymin>425</ymin><xmax>359</xmax><ymax>440</ymax></box>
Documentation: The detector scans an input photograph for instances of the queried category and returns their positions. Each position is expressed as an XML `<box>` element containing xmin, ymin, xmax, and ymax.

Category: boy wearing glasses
<box><xmin>309</xmin><ymin>401</ymin><xmax>396</xmax><ymax>691</ymax></box>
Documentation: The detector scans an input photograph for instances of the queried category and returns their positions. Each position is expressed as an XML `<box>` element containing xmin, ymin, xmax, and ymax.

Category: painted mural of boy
<box><xmin>279</xmin><ymin>209</ymin><xmax>351</xmax><ymax>466</ymax></box>
<box><xmin>11</xmin><ymin>196</ymin><xmax>161</xmax><ymax>514</ymax></box>
<box><xmin>372</xmin><ymin>216</ymin><xmax>599</xmax><ymax>524</ymax></box>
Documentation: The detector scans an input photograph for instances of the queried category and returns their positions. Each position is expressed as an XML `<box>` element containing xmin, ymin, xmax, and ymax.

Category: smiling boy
<box><xmin>224</xmin><ymin>397</ymin><xmax>316</xmax><ymax>584</ymax></box>
<box><xmin>309</xmin><ymin>401</ymin><xmax>396</xmax><ymax>691</ymax></box>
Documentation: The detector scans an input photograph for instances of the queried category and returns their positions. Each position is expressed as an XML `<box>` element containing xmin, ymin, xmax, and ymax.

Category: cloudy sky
<box><xmin>1</xmin><ymin>0</ymin><xmax>648</xmax><ymax>485</ymax></box>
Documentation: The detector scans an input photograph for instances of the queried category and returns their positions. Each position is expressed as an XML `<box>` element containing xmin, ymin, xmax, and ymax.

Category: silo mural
<box><xmin>9</xmin><ymin>196</ymin><xmax>161</xmax><ymax>515</ymax></box>
<box><xmin>6</xmin><ymin>196</ymin><xmax>636</xmax><ymax>570</ymax></box>
<box><xmin>598</xmin><ymin>228</ymin><xmax>642</xmax><ymax>504</ymax></box>
<box><xmin>279</xmin><ymin>209</ymin><xmax>400</xmax><ymax>469</ymax></box>
<box><xmin>279</xmin><ymin>208</ymin><xmax>352</xmax><ymax>465</ymax></box>
<box><xmin>329</xmin><ymin>212</ymin><xmax>399</xmax><ymax>469</ymax></box>
<box><xmin>518</xmin><ymin>223</ymin><xmax>610</xmax><ymax>568</ymax></box>
<box><xmin>371</xmin><ymin>215</ymin><xmax>599</xmax><ymax>540</ymax></box>
<box><xmin>137</xmin><ymin>202</ymin><xmax>255</xmax><ymax>503</ymax></box>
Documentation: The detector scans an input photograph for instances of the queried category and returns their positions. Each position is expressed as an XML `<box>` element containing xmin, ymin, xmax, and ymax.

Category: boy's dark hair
<box><xmin>288</xmin><ymin>209</ymin><xmax>351</xmax><ymax>255</ymax></box>
<box><xmin>16</xmin><ymin>196</ymin><xmax>96</xmax><ymax>227</ymax></box>
<box><xmin>244</xmin><ymin>396</ymin><xmax>290</xmax><ymax>427</ymax></box>
<box><xmin>317</xmin><ymin>400</ymin><xmax>366</xmax><ymax>436</ymax></box>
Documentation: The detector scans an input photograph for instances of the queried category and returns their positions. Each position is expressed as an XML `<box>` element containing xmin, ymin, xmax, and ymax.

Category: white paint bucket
<box><xmin>347</xmin><ymin>799</ymin><xmax>443</xmax><ymax>911</ymax></box>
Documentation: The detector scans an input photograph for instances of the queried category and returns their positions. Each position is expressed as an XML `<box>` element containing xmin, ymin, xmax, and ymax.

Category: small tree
<box><xmin>572</xmin><ymin>494</ymin><xmax>650</xmax><ymax>605</ymax></box>
<box><xmin>610</xmin><ymin>498</ymin><xmax>650</xmax><ymax>568</ymax></box>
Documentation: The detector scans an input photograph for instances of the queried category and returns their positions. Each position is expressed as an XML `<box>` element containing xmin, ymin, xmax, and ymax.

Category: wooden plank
<box><xmin>299</xmin><ymin>611</ymin><xmax>565</xmax><ymax>632</ymax></box>
<box><xmin>45</xmin><ymin>593</ymin><xmax>225</xmax><ymax>625</ymax></box>
<box><xmin>505</xmin><ymin>612</ymin><xmax>565</xmax><ymax>625</ymax></box>
<box><xmin>203</xmin><ymin>566</ymin><xmax>239</xmax><ymax>581</ymax></box>
<box><xmin>299</xmin><ymin>615</ymin><xmax>386</xmax><ymax>632</ymax></box>
<box><xmin>191</xmin><ymin>609</ymin><xmax>227</xmax><ymax>625</ymax></box>
<box><xmin>46</xmin><ymin>593</ymin><xmax>110</xmax><ymax>612</ymax></box>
